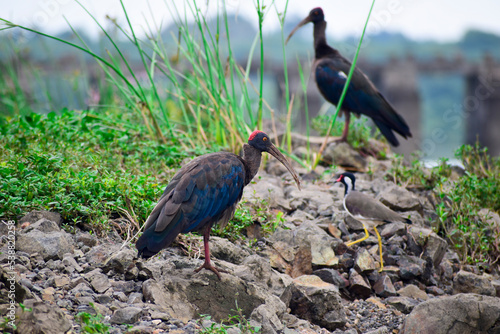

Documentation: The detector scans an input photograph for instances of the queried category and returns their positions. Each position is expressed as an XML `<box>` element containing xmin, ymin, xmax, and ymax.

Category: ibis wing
<box><xmin>314</xmin><ymin>57</ymin><xmax>411</xmax><ymax>145</ymax></box>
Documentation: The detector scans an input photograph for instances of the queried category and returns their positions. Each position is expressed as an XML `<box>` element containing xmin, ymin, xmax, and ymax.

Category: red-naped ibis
<box><xmin>136</xmin><ymin>130</ymin><xmax>301</xmax><ymax>279</ymax></box>
<box><xmin>335</xmin><ymin>172</ymin><xmax>411</xmax><ymax>271</ymax></box>
<box><xmin>287</xmin><ymin>7</ymin><xmax>412</xmax><ymax>146</ymax></box>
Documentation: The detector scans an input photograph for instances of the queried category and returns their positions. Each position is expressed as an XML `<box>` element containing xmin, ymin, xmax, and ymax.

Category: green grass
<box><xmin>387</xmin><ymin>143</ymin><xmax>500</xmax><ymax>266</ymax></box>
<box><xmin>0</xmin><ymin>109</ymin><xmax>212</xmax><ymax>232</ymax></box>
<box><xmin>436</xmin><ymin>143</ymin><xmax>500</xmax><ymax>265</ymax></box>
<box><xmin>213</xmin><ymin>195</ymin><xmax>286</xmax><ymax>243</ymax></box>
<box><xmin>387</xmin><ymin>154</ymin><xmax>452</xmax><ymax>190</ymax></box>
<box><xmin>0</xmin><ymin>109</ymin><xmax>285</xmax><ymax>240</ymax></box>
<box><xmin>312</xmin><ymin>114</ymin><xmax>387</xmax><ymax>158</ymax></box>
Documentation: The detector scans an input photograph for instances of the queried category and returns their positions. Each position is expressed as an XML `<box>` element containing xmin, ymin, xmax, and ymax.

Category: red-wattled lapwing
<box><xmin>335</xmin><ymin>172</ymin><xmax>411</xmax><ymax>271</ymax></box>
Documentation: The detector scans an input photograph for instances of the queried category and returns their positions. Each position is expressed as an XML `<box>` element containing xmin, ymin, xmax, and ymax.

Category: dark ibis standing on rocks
<box><xmin>136</xmin><ymin>130</ymin><xmax>301</xmax><ymax>279</ymax></box>
<box><xmin>286</xmin><ymin>7</ymin><xmax>412</xmax><ymax>146</ymax></box>
<box><xmin>335</xmin><ymin>172</ymin><xmax>411</xmax><ymax>271</ymax></box>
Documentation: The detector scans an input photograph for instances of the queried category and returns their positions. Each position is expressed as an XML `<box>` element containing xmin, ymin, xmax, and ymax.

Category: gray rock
<box><xmin>76</xmin><ymin>232</ymin><xmax>98</xmax><ymax>247</ymax></box>
<box><xmin>23</xmin><ymin>218</ymin><xmax>60</xmax><ymax>233</ymax></box>
<box><xmin>233</xmin><ymin>255</ymin><xmax>293</xmax><ymax>297</ymax></box>
<box><xmin>19</xmin><ymin>211</ymin><xmax>62</xmax><ymax>226</ymax></box>
<box><xmin>348</xmin><ymin>268</ymin><xmax>371</xmax><ymax>299</ymax></box>
<box><xmin>344</xmin><ymin>215</ymin><xmax>365</xmax><ymax>231</ymax></box>
<box><xmin>323</xmin><ymin>142</ymin><xmax>367</xmax><ymax>171</ymax></box>
<box><xmin>103</xmin><ymin>247</ymin><xmax>136</xmax><ymax>274</ymax></box>
<box><xmin>385</xmin><ymin>296</ymin><xmax>420</xmax><ymax>314</ymax></box>
<box><xmin>110</xmin><ymin>280</ymin><xmax>136</xmax><ymax>293</ymax></box>
<box><xmin>15</xmin><ymin>299</ymin><xmax>72</xmax><ymax>334</ymax></box>
<box><xmin>243</xmin><ymin>173</ymin><xmax>290</xmax><ymax>209</ymax></box>
<box><xmin>70</xmin><ymin>282</ymin><xmax>94</xmax><ymax>297</ymax></box>
<box><xmin>379</xmin><ymin>222</ymin><xmax>407</xmax><ymax>238</ymax></box>
<box><xmin>95</xmin><ymin>294</ymin><xmax>113</xmax><ymax>304</ymax></box>
<box><xmin>62</xmin><ymin>253</ymin><xmax>83</xmax><ymax>273</ymax></box>
<box><xmin>397</xmin><ymin>255</ymin><xmax>426</xmax><ymax>280</ymax></box>
<box><xmin>209</xmin><ymin>237</ymin><xmax>250</xmax><ymax>265</ymax></box>
<box><xmin>126</xmin><ymin>325</ymin><xmax>155</xmax><ymax>334</ymax></box>
<box><xmin>408</xmin><ymin>226</ymin><xmax>447</xmax><ymax>267</ymax></box>
<box><xmin>312</xmin><ymin>268</ymin><xmax>349</xmax><ymax>289</ymax></box>
<box><xmin>287</xmin><ymin>184</ymin><xmax>336</xmax><ymax>214</ymax></box>
<box><xmin>365</xmin><ymin>326</ymin><xmax>389</xmax><ymax>334</ymax></box>
<box><xmin>128</xmin><ymin>292</ymin><xmax>143</xmax><ymax>304</ymax></box>
<box><xmin>398</xmin><ymin>284</ymin><xmax>429</xmax><ymax>301</ymax></box>
<box><xmin>378</xmin><ymin>185</ymin><xmax>422</xmax><ymax>212</ymax></box>
<box><xmin>110</xmin><ymin>306</ymin><xmax>143</xmax><ymax>324</ymax></box>
<box><xmin>453</xmin><ymin>270</ymin><xmax>496</xmax><ymax>296</ymax></box>
<box><xmin>0</xmin><ymin>267</ymin><xmax>31</xmax><ymax>303</ymax></box>
<box><xmin>284</xmin><ymin>210</ymin><xmax>316</xmax><ymax>226</ymax></box>
<box><xmin>373</xmin><ymin>273</ymin><xmax>397</xmax><ymax>298</ymax></box>
<box><xmin>400</xmin><ymin>293</ymin><xmax>500</xmax><ymax>334</ymax></box>
<box><xmin>268</xmin><ymin>222</ymin><xmax>339</xmax><ymax>277</ymax></box>
<box><xmin>250</xmin><ymin>295</ymin><xmax>287</xmax><ymax>334</ymax></box>
<box><xmin>354</xmin><ymin>248</ymin><xmax>377</xmax><ymax>273</ymax></box>
<box><xmin>141</xmin><ymin>265</ymin><xmax>275</xmax><ymax>323</ymax></box>
<box><xmin>310</xmin><ymin>233</ymin><xmax>340</xmax><ymax>267</ymax></box>
<box><xmin>90</xmin><ymin>273</ymin><xmax>111</xmax><ymax>294</ymax></box>
<box><xmin>113</xmin><ymin>291</ymin><xmax>128</xmax><ymax>302</ymax></box>
<box><xmin>288</xmin><ymin>275</ymin><xmax>346</xmax><ymax>331</ymax></box>
<box><xmin>85</xmin><ymin>243</ymin><xmax>122</xmax><ymax>267</ymax></box>
<box><xmin>16</xmin><ymin>229</ymin><xmax>75</xmax><ymax>260</ymax></box>
<box><xmin>492</xmin><ymin>279</ymin><xmax>500</xmax><ymax>298</ymax></box>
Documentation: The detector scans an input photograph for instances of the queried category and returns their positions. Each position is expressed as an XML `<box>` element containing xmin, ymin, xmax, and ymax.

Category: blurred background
<box><xmin>2</xmin><ymin>0</ymin><xmax>500</xmax><ymax>161</ymax></box>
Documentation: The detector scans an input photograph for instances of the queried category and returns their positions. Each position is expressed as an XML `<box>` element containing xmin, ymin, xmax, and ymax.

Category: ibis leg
<box><xmin>346</xmin><ymin>224</ymin><xmax>370</xmax><ymax>247</ymax></box>
<box><xmin>194</xmin><ymin>225</ymin><xmax>227</xmax><ymax>280</ymax></box>
<box><xmin>340</xmin><ymin>112</ymin><xmax>351</xmax><ymax>142</ymax></box>
<box><xmin>373</xmin><ymin>226</ymin><xmax>384</xmax><ymax>272</ymax></box>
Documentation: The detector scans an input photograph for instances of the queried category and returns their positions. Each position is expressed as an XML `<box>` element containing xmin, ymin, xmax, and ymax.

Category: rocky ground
<box><xmin>1</xmin><ymin>144</ymin><xmax>500</xmax><ymax>334</ymax></box>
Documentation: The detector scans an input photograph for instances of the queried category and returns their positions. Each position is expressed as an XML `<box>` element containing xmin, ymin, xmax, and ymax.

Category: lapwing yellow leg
<box><xmin>373</xmin><ymin>226</ymin><xmax>384</xmax><ymax>272</ymax></box>
<box><xmin>346</xmin><ymin>225</ymin><xmax>384</xmax><ymax>272</ymax></box>
<box><xmin>346</xmin><ymin>225</ymin><xmax>370</xmax><ymax>247</ymax></box>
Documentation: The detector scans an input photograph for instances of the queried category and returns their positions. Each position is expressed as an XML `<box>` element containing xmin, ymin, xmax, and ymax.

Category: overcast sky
<box><xmin>2</xmin><ymin>0</ymin><xmax>500</xmax><ymax>42</ymax></box>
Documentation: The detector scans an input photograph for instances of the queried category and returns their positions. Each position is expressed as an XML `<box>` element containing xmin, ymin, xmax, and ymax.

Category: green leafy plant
<box><xmin>312</xmin><ymin>115</ymin><xmax>383</xmax><ymax>156</ymax></box>
<box><xmin>0</xmin><ymin>303</ymin><xmax>34</xmax><ymax>332</ymax></box>
<box><xmin>214</xmin><ymin>193</ymin><xmax>284</xmax><ymax>242</ymax></box>
<box><xmin>387</xmin><ymin>154</ymin><xmax>452</xmax><ymax>190</ymax></box>
<box><xmin>199</xmin><ymin>294</ymin><xmax>261</xmax><ymax>334</ymax></box>
<box><xmin>436</xmin><ymin>142</ymin><xmax>500</xmax><ymax>265</ymax></box>
<box><xmin>76</xmin><ymin>303</ymin><xmax>110</xmax><ymax>334</ymax></box>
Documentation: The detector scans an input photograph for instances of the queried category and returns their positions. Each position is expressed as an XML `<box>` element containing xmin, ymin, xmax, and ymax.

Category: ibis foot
<box><xmin>194</xmin><ymin>261</ymin><xmax>227</xmax><ymax>280</ymax></box>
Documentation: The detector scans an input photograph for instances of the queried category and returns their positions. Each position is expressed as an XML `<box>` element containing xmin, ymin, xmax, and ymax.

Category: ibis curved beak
<box><xmin>285</xmin><ymin>16</ymin><xmax>313</xmax><ymax>45</ymax></box>
<box><xmin>267</xmin><ymin>144</ymin><xmax>301</xmax><ymax>190</ymax></box>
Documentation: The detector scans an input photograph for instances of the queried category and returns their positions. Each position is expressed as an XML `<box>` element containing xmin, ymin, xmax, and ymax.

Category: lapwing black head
<box><xmin>335</xmin><ymin>172</ymin><xmax>356</xmax><ymax>195</ymax></box>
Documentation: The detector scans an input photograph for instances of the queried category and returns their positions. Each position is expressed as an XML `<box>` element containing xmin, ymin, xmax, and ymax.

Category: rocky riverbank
<box><xmin>1</xmin><ymin>149</ymin><xmax>500</xmax><ymax>334</ymax></box>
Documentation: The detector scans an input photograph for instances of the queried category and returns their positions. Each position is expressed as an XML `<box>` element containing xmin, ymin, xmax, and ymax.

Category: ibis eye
<box><xmin>314</xmin><ymin>11</ymin><xmax>318</xmax><ymax>15</ymax></box>
<box><xmin>263</xmin><ymin>137</ymin><xmax>268</xmax><ymax>141</ymax></box>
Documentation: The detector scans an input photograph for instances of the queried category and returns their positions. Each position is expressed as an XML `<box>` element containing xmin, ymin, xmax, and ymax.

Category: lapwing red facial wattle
<box><xmin>286</xmin><ymin>7</ymin><xmax>412</xmax><ymax>146</ymax></box>
<box><xmin>136</xmin><ymin>130</ymin><xmax>301</xmax><ymax>280</ymax></box>
<box><xmin>335</xmin><ymin>172</ymin><xmax>411</xmax><ymax>271</ymax></box>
